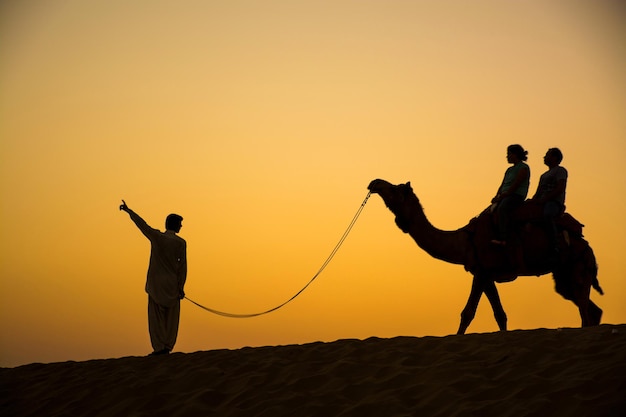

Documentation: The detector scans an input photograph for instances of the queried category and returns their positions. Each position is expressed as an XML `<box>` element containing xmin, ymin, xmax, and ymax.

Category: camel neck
<box><xmin>403</xmin><ymin>198</ymin><xmax>469</xmax><ymax>266</ymax></box>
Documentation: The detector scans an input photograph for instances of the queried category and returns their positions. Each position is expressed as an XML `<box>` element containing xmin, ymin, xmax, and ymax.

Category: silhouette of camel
<box><xmin>368</xmin><ymin>179</ymin><xmax>603</xmax><ymax>335</ymax></box>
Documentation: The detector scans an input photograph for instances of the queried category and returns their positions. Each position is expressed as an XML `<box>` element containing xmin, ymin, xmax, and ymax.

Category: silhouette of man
<box><xmin>531</xmin><ymin>148</ymin><xmax>568</xmax><ymax>250</ymax></box>
<box><xmin>120</xmin><ymin>200</ymin><xmax>187</xmax><ymax>355</ymax></box>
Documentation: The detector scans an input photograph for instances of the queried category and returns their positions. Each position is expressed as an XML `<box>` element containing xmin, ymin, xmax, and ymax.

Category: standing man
<box><xmin>120</xmin><ymin>200</ymin><xmax>187</xmax><ymax>355</ymax></box>
<box><xmin>531</xmin><ymin>148</ymin><xmax>568</xmax><ymax>251</ymax></box>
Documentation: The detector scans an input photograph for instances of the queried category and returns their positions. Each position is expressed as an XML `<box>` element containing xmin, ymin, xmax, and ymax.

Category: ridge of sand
<box><xmin>2</xmin><ymin>324</ymin><xmax>625</xmax><ymax>417</ymax></box>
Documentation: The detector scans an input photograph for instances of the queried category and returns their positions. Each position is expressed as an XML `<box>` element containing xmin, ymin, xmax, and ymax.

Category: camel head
<box><xmin>368</xmin><ymin>179</ymin><xmax>419</xmax><ymax>233</ymax></box>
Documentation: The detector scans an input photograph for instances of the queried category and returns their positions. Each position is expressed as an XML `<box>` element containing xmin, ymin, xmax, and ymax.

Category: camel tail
<box><xmin>589</xmin><ymin>262</ymin><xmax>603</xmax><ymax>295</ymax></box>
<box><xmin>586</xmin><ymin>245</ymin><xmax>604</xmax><ymax>295</ymax></box>
<box><xmin>593</xmin><ymin>278</ymin><xmax>603</xmax><ymax>295</ymax></box>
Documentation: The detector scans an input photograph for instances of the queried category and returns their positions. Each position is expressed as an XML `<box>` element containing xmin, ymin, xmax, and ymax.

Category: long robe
<box><xmin>128</xmin><ymin>210</ymin><xmax>187</xmax><ymax>352</ymax></box>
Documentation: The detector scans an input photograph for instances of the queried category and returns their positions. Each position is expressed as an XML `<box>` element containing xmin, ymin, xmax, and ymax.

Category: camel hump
<box><xmin>557</xmin><ymin>213</ymin><xmax>585</xmax><ymax>237</ymax></box>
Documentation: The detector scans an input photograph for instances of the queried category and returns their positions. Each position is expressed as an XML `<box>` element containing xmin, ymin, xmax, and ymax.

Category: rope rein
<box><xmin>184</xmin><ymin>191</ymin><xmax>372</xmax><ymax>318</ymax></box>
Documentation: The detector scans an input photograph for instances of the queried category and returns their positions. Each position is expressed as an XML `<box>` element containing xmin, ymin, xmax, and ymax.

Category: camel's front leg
<box><xmin>483</xmin><ymin>278</ymin><xmax>507</xmax><ymax>331</ymax></box>
<box><xmin>458</xmin><ymin>275</ymin><xmax>484</xmax><ymax>335</ymax></box>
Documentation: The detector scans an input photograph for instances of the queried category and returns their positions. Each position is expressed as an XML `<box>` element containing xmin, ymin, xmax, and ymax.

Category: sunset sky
<box><xmin>1</xmin><ymin>0</ymin><xmax>624</xmax><ymax>367</ymax></box>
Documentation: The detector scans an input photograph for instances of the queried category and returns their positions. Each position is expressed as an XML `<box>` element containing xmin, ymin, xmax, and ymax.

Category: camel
<box><xmin>368</xmin><ymin>179</ymin><xmax>603</xmax><ymax>335</ymax></box>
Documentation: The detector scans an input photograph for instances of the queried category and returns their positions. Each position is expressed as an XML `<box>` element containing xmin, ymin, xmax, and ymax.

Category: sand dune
<box><xmin>2</xmin><ymin>324</ymin><xmax>625</xmax><ymax>417</ymax></box>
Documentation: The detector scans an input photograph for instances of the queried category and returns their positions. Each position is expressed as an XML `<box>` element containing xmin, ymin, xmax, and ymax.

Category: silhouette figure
<box><xmin>531</xmin><ymin>148</ymin><xmax>568</xmax><ymax>252</ymax></box>
<box><xmin>368</xmin><ymin>179</ymin><xmax>603</xmax><ymax>335</ymax></box>
<box><xmin>490</xmin><ymin>144</ymin><xmax>530</xmax><ymax>246</ymax></box>
<box><xmin>120</xmin><ymin>200</ymin><xmax>187</xmax><ymax>355</ymax></box>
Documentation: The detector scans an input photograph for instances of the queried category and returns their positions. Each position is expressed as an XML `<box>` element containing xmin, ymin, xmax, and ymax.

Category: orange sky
<box><xmin>1</xmin><ymin>0</ymin><xmax>625</xmax><ymax>367</ymax></box>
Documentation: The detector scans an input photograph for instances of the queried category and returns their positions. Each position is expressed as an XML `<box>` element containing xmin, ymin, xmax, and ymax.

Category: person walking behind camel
<box><xmin>119</xmin><ymin>200</ymin><xmax>187</xmax><ymax>356</ymax></box>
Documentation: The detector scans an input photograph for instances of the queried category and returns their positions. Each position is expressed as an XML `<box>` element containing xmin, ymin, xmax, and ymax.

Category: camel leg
<box><xmin>576</xmin><ymin>290</ymin><xmax>596</xmax><ymax>327</ymax></box>
<box><xmin>559</xmin><ymin>292</ymin><xmax>596</xmax><ymax>328</ymax></box>
<box><xmin>573</xmin><ymin>294</ymin><xmax>604</xmax><ymax>327</ymax></box>
<box><xmin>578</xmin><ymin>300</ymin><xmax>591</xmax><ymax>327</ymax></box>
<box><xmin>565</xmin><ymin>244</ymin><xmax>603</xmax><ymax>328</ymax></box>
<box><xmin>588</xmin><ymin>301</ymin><xmax>603</xmax><ymax>326</ymax></box>
<box><xmin>553</xmin><ymin>265</ymin><xmax>595</xmax><ymax>328</ymax></box>
<box><xmin>482</xmin><ymin>279</ymin><xmax>507</xmax><ymax>331</ymax></box>
<box><xmin>458</xmin><ymin>275</ymin><xmax>484</xmax><ymax>335</ymax></box>
<box><xmin>572</xmin><ymin>269</ymin><xmax>594</xmax><ymax>327</ymax></box>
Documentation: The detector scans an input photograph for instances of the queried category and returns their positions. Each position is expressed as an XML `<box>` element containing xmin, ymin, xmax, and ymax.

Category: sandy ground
<box><xmin>2</xmin><ymin>324</ymin><xmax>625</xmax><ymax>417</ymax></box>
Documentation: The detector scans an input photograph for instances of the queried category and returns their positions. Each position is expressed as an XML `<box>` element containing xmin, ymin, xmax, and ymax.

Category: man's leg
<box><xmin>148</xmin><ymin>296</ymin><xmax>169</xmax><ymax>354</ymax></box>
<box><xmin>495</xmin><ymin>195</ymin><xmax>521</xmax><ymax>243</ymax></box>
<box><xmin>164</xmin><ymin>300</ymin><xmax>181</xmax><ymax>352</ymax></box>
<box><xmin>543</xmin><ymin>201</ymin><xmax>561</xmax><ymax>250</ymax></box>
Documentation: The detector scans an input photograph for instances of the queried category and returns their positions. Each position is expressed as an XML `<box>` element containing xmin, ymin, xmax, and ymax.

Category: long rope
<box><xmin>184</xmin><ymin>191</ymin><xmax>372</xmax><ymax>318</ymax></box>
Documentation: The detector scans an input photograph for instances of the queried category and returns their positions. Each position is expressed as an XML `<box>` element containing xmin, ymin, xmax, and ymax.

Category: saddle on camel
<box><xmin>467</xmin><ymin>199</ymin><xmax>586</xmax><ymax>278</ymax></box>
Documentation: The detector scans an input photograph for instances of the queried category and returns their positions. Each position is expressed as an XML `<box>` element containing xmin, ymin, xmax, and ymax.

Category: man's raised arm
<box><xmin>120</xmin><ymin>200</ymin><xmax>156</xmax><ymax>239</ymax></box>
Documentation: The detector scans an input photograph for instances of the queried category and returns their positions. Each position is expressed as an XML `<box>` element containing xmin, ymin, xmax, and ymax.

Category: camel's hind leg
<box><xmin>576</xmin><ymin>296</ymin><xmax>603</xmax><ymax>327</ymax></box>
<box><xmin>554</xmin><ymin>250</ymin><xmax>602</xmax><ymax>328</ymax></box>
<box><xmin>581</xmin><ymin>245</ymin><xmax>603</xmax><ymax>326</ymax></box>
<box><xmin>554</xmin><ymin>267</ymin><xmax>591</xmax><ymax>327</ymax></box>
<box><xmin>588</xmin><ymin>301</ymin><xmax>603</xmax><ymax>326</ymax></box>
<box><xmin>576</xmin><ymin>296</ymin><xmax>592</xmax><ymax>327</ymax></box>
